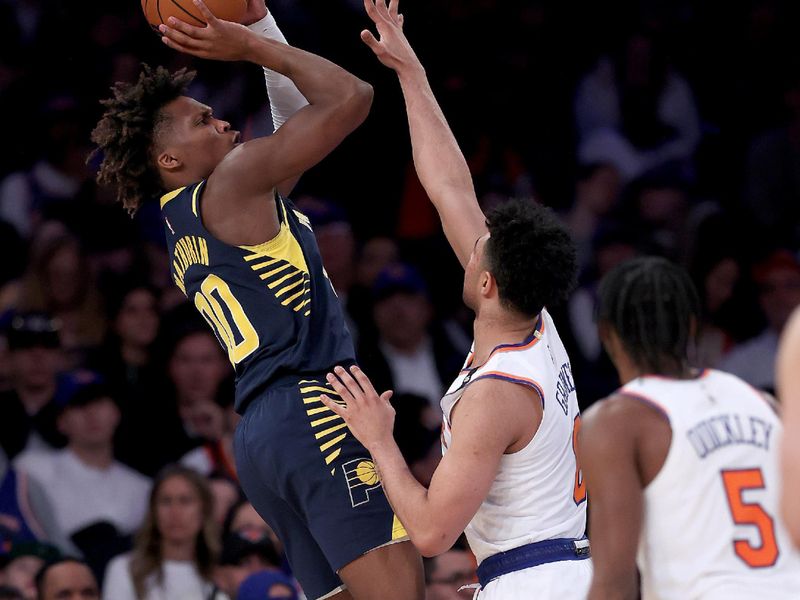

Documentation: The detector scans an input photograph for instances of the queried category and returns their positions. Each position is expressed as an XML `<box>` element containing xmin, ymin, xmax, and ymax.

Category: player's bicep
<box><xmin>580</xmin><ymin>399</ymin><xmax>643</xmax><ymax>596</ymax></box>
<box><xmin>425</xmin><ymin>418</ymin><xmax>505</xmax><ymax>546</ymax></box>
<box><xmin>425</xmin><ymin>383</ymin><xmax>526</xmax><ymax>547</ymax></box>
<box><xmin>213</xmin><ymin>103</ymin><xmax>360</xmax><ymax>200</ymax></box>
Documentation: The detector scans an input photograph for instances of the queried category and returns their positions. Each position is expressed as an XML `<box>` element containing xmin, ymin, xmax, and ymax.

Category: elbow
<box><xmin>414</xmin><ymin>528</ymin><xmax>458</xmax><ymax>558</ymax></box>
<box><xmin>340</xmin><ymin>78</ymin><xmax>373</xmax><ymax>125</ymax></box>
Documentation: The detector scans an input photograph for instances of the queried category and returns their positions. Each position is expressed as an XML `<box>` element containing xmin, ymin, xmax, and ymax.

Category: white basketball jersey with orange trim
<box><xmin>620</xmin><ymin>370</ymin><xmax>800</xmax><ymax>599</ymax></box>
<box><xmin>440</xmin><ymin>309</ymin><xmax>587</xmax><ymax>564</ymax></box>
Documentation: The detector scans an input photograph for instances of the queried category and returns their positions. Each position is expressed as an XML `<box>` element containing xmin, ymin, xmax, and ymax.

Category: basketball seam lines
<box><xmin>167</xmin><ymin>0</ymin><xmax>205</xmax><ymax>25</ymax></box>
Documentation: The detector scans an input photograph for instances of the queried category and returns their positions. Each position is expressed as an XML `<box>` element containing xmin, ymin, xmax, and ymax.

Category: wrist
<box><xmin>396</xmin><ymin>62</ymin><xmax>426</xmax><ymax>86</ymax></box>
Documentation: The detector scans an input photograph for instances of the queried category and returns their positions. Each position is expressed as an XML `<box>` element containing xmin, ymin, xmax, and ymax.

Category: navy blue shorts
<box><xmin>234</xmin><ymin>374</ymin><xmax>407</xmax><ymax>599</ymax></box>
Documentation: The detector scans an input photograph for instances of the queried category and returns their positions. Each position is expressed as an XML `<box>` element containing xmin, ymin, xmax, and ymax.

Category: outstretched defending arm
<box><xmin>362</xmin><ymin>0</ymin><xmax>486</xmax><ymax>268</ymax></box>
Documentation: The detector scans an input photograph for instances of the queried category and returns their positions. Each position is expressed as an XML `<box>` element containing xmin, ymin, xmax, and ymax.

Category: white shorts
<box><xmin>476</xmin><ymin>558</ymin><xmax>593</xmax><ymax>599</ymax></box>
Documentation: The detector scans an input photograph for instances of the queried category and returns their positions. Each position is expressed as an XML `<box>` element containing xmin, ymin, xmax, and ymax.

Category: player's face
<box><xmin>463</xmin><ymin>233</ymin><xmax>490</xmax><ymax>311</ymax></box>
<box><xmin>159</xmin><ymin>96</ymin><xmax>240</xmax><ymax>181</ymax></box>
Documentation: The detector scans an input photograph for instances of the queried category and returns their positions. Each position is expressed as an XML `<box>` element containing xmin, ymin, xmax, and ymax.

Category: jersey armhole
<box><xmin>471</xmin><ymin>372</ymin><xmax>545</xmax><ymax>408</ymax></box>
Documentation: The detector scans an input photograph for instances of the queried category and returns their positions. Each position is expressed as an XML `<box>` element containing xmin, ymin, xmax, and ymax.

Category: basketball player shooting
<box><xmin>579</xmin><ymin>257</ymin><xmax>800</xmax><ymax>599</ymax></box>
<box><xmin>90</xmin><ymin>2</ymin><xmax>424</xmax><ymax>598</ymax></box>
<box><xmin>320</xmin><ymin>1</ymin><xmax>592</xmax><ymax>597</ymax></box>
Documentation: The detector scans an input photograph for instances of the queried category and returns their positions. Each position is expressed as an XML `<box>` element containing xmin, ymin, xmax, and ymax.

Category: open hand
<box><xmin>361</xmin><ymin>0</ymin><xmax>420</xmax><ymax>73</ymax></box>
<box><xmin>159</xmin><ymin>0</ymin><xmax>256</xmax><ymax>61</ymax></box>
<box><xmin>320</xmin><ymin>366</ymin><xmax>396</xmax><ymax>452</ymax></box>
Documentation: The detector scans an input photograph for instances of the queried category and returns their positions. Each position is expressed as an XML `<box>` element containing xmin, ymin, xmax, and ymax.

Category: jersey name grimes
<box><xmin>687</xmin><ymin>414</ymin><xmax>773</xmax><ymax>459</ymax></box>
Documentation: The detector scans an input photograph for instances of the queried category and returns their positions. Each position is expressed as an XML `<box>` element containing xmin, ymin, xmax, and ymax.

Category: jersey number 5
<box><xmin>195</xmin><ymin>274</ymin><xmax>259</xmax><ymax>365</ymax></box>
<box><xmin>721</xmin><ymin>468</ymin><xmax>779</xmax><ymax>568</ymax></box>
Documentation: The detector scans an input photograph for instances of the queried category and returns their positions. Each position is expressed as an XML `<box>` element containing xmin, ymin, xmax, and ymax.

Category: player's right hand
<box><xmin>361</xmin><ymin>0</ymin><xmax>421</xmax><ymax>74</ymax></box>
<box><xmin>159</xmin><ymin>0</ymin><xmax>256</xmax><ymax>62</ymax></box>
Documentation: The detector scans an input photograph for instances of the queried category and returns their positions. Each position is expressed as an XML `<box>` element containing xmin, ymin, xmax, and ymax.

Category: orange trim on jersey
<box><xmin>463</xmin><ymin>314</ymin><xmax>545</xmax><ymax>371</ymax></box>
<box><xmin>473</xmin><ymin>370</ymin><xmax>546</xmax><ymax>405</ymax></box>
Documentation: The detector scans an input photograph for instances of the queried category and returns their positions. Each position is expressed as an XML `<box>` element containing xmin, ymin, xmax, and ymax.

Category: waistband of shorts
<box><xmin>476</xmin><ymin>536</ymin><xmax>591</xmax><ymax>588</ymax></box>
<box><xmin>240</xmin><ymin>366</ymin><xmax>356</xmax><ymax>412</ymax></box>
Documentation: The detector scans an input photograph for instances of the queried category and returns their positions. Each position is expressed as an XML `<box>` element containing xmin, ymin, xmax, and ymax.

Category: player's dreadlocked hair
<box><xmin>596</xmin><ymin>256</ymin><xmax>701</xmax><ymax>374</ymax></box>
<box><xmin>89</xmin><ymin>65</ymin><xmax>195</xmax><ymax>215</ymax></box>
<box><xmin>484</xmin><ymin>199</ymin><xmax>578</xmax><ymax>317</ymax></box>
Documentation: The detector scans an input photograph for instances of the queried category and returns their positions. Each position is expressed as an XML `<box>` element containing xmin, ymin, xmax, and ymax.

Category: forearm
<box><xmin>396</xmin><ymin>64</ymin><xmax>486</xmax><ymax>265</ymax></box>
<box><xmin>369</xmin><ymin>440</ymin><xmax>448</xmax><ymax>555</ymax></box>
<box><xmin>244</xmin><ymin>35</ymin><xmax>370</xmax><ymax>116</ymax></box>
<box><xmin>247</xmin><ymin>12</ymin><xmax>309</xmax><ymax>130</ymax></box>
<box><xmin>398</xmin><ymin>67</ymin><xmax>474</xmax><ymax>209</ymax></box>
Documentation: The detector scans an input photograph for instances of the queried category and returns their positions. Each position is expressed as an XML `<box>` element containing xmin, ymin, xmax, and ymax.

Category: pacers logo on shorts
<box><xmin>343</xmin><ymin>458</ymin><xmax>382</xmax><ymax>508</ymax></box>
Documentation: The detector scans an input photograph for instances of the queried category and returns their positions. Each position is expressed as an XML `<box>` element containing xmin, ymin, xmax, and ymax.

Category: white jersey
<box><xmin>620</xmin><ymin>369</ymin><xmax>800</xmax><ymax>599</ymax></box>
<box><xmin>441</xmin><ymin>309</ymin><xmax>587</xmax><ymax>565</ymax></box>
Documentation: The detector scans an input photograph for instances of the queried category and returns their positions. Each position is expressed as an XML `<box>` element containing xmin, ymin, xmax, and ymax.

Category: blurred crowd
<box><xmin>1</xmin><ymin>0</ymin><xmax>799</xmax><ymax>598</ymax></box>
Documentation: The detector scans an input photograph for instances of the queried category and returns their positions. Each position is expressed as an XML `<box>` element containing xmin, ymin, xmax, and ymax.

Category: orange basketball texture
<box><xmin>142</xmin><ymin>0</ymin><xmax>246</xmax><ymax>28</ymax></box>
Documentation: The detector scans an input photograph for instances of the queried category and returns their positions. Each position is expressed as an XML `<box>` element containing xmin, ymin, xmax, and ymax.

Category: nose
<box><xmin>215</xmin><ymin>118</ymin><xmax>230</xmax><ymax>133</ymax></box>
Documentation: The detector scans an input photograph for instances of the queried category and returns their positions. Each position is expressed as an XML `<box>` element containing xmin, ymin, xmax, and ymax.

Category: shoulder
<box><xmin>13</xmin><ymin>450</ymin><xmax>58</xmax><ymax>480</ymax></box>
<box><xmin>453</xmin><ymin>378</ymin><xmax>542</xmax><ymax>446</ymax></box>
<box><xmin>582</xmin><ymin>393</ymin><xmax>669</xmax><ymax>445</ymax></box>
<box><xmin>104</xmin><ymin>552</ymin><xmax>134</xmax><ymax>583</ymax></box>
<box><xmin>112</xmin><ymin>462</ymin><xmax>152</xmax><ymax>490</ymax></box>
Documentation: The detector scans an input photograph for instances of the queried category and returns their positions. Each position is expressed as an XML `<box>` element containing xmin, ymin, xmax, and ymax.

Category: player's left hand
<box><xmin>320</xmin><ymin>366</ymin><xmax>396</xmax><ymax>452</ymax></box>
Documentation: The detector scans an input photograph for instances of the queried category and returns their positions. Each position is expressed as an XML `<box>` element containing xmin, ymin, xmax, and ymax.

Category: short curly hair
<box><xmin>484</xmin><ymin>199</ymin><xmax>578</xmax><ymax>317</ymax></box>
<box><xmin>90</xmin><ymin>65</ymin><xmax>195</xmax><ymax>215</ymax></box>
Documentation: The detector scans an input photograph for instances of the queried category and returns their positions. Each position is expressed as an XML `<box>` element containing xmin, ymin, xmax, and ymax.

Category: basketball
<box><xmin>142</xmin><ymin>0</ymin><xmax>246</xmax><ymax>29</ymax></box>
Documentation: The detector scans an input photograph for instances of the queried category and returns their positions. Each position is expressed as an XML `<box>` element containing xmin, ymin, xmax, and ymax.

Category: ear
<box><xmin>157</xmin><ymin>149</ymin><xmax>181</xmax><ymax>173</ymax></box>
<box><xmin>480</xmin><ymin>270</ymin><xmax>495</xmax><ymax>299</ymax></box>
<box><xmin>598</xmin><ymin>321</ymin><xmax>620</xmax><ymax>359</ymax></box>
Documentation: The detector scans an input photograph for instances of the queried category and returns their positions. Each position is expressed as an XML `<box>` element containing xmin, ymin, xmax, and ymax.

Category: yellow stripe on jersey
<box><xmin>191</xmin><ymin>181</ymin><xmax>204</xmax><ymax>216</ymax></box>
<box><xmin>160</xmin><ymin>186</ymin><xmax>187</xmax><ymax>209</ymax></box>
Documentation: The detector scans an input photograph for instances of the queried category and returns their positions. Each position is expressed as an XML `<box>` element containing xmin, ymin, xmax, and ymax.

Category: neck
<box><xmin>615</xmin><ymin>355</ymin><xmax>692</xmax><ymax>385</ymax></box>
<box><xmin>162</xmin><ymin>539</ymin><xmax>197</xmax><ymax>562</ymax></box>
<box><xmin>68</xmin><ymin>444</ymin><xmax>114</xmax><ymax>469</ymax></box>
<box><xmin>121</xmin><ymin>343</ymin><xmax>148</xmax><ymax>367</ymax></box>
<box><xmin>471</xmin><ymin>307</ymin><xmax>538</xmax><ymax>366</ymax></box>
<box><xmin>17</xmin><ymin>383</ymin><xmax>56</xmax><ymax>416</ymax></box>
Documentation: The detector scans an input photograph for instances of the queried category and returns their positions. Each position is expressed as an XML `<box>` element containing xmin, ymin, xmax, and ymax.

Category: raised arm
<box><xmin>160</xmin><ymin>0</ymin><xmax>372</xmax><ymax>239</ymax></box>
<box><xmin>244</xmin><ymin>1</ymin><xmax>310</xmax><ymax>197</ymax></box>
<box><xmin>361</xmin><ymin>0</ymin><xmax>486</xmax><ymax>268</ymax></box>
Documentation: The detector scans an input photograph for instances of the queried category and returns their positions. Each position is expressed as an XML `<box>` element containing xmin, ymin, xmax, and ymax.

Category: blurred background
<box><xmin>1</xmin><ymin>0</ymin><xmax>799</xmax><ymax>598</ymax></box>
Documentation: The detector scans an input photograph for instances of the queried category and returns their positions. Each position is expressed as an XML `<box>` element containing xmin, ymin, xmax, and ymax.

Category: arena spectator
<box><xmin>357</xmin><ymin>263</ymin><xmax>463</xmax><ymax>412</ymax></box>
<box><xmin>14</xmin><ymin>384</ymin><xmax>150</xmax><ymax>562</ymax></box>
<box><xmin>423</xmin><ymin>538</ymin><xmax>477</xmax><ymax>600</ymax></box>
<box><xmin>35</xmin><ymin>558</ymin><xmax>99</xmax><ymax>600</ymax></box>
<box><xmin>0</xmin><ymin>542</ymin><xmax>60</xmax><ymax>600</ymax></box>
<box><xmin>0</xmin><ymin>313</ymin><xmax>66</xmax><ymax>460</ymax></box>
<box><xmin>720</xmin><ymin>250</ymin><xmax>800</xmax><ymax>391</ymax></box>
<box><xmin>102</xmin><ymin>466</ymin><xmax>227</xmax><ymax>600</ymax></box>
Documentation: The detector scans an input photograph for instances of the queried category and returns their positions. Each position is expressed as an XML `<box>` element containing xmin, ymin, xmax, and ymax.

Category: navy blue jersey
<box><xmin>160</xmin><ymin>181</ymin><xmax>356</xmax><ymax>413</ymax></box>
